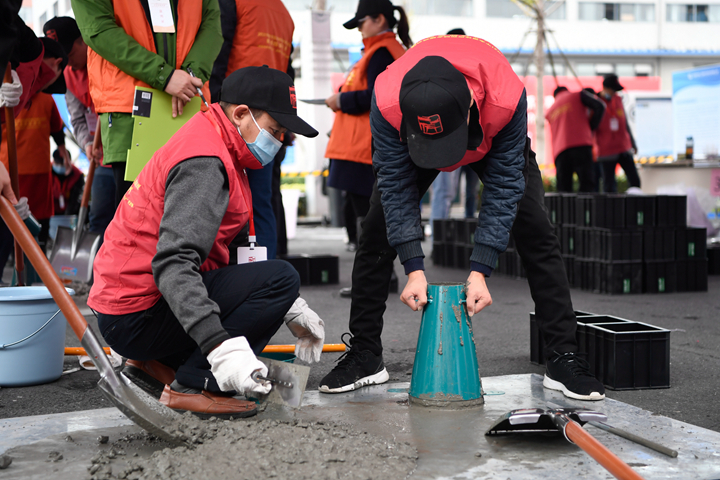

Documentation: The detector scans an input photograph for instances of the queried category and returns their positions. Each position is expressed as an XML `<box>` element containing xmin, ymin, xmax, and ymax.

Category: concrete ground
<box><xmin>1</xmin><ymin>225</ymin><xmax>718</xmax><ymax>435</ymax></box>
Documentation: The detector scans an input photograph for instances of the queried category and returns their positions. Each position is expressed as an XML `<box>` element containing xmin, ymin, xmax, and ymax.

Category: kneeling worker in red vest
<box><xmin>88</xmin><ymin>66</ymin><xmax>321</xmax><ymax>418</ymax></box>
<box><xmin>319</xmin><ymin>35</ymin><xmax>605</xmax><ymax>401</ymax></box>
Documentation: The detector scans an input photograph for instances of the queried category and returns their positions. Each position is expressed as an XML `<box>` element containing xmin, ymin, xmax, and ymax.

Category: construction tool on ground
<box><xmin>0</xmin><ymin>196</ymin><xmax>186</xmax><ymax>445</ymax></box>
<box><xmin>64</xmin><ymin>343</ymin><xmax>347</xmax><ymax>356</ymax></box>
<box><xmin>4</xmin><ymin>64</ymin><xmax>24</xmax><ymax>285</ymax></box>
<box><xmin>254</xmin><ymin>357</ymin><xmax>309</xmax><ymax>408</ymax></box>
<box><xmin>49</xmin><ymin>118</ymin><xmax>102</xmax><ymax>283</ymax></box>
<box><xmin>486</xmin><ymin>407</ymin><xmax>646</xmax><ymax>480</ymax></box>
<box><xmin>588</xmin><ymin>421</ymin><xmax>678</xmax><ymax>458</ymax></box>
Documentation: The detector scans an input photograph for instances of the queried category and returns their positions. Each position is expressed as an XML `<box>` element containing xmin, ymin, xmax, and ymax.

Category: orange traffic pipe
<box><xmin>64</xmin><ymin>344</ymin><xmax>346</xmax><ymax>356</ymax></box>
<box><xmin>4</xmin><ymin>64</ymin><xmax>24</xmax><ymax>285</ymax></box>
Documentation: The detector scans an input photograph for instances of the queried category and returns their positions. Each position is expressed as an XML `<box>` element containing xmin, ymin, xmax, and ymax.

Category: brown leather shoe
<box><xmin>159</xmin><ymin>385</ymin><xmax>257</xmax><ymax>419</ymax></box>
<box><xmin>123</xmin><ymin>359</ymin><xmax>176</xmax><ymax>398</ymax></box>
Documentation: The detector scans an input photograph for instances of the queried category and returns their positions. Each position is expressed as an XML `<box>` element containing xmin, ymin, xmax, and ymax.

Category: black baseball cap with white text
<box><xmin>220</xmin><ymin>66</ymin><xmax>318</xmax><ymax>138</ymax></box>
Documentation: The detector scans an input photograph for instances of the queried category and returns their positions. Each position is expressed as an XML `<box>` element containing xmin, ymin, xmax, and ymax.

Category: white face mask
<box><xmin>237</xmin><ymin>110</ymin><xmax>282</xmax><ymax>167</ymax></box>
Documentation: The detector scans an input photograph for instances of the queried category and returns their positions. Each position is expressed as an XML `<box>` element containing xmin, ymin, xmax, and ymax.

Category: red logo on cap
<box><xmin>417</xmin><ymin>114</ymin><xmax>443</xmax><ymax>135</ymax></box>
<box><xmin>289</xmin><ymin>86</ymin><xmax>297</xmax><ymax>109</ymax></box>
<box><xmin>46</xmin><ymin>29</ymin><xmax>59</xmax><ymax>42</ymax></box>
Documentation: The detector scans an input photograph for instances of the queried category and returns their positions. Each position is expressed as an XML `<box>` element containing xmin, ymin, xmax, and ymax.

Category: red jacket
<box><xmin>545</xmin><ymin>91</ymin><xmax>595</xmax><ymax>158</ymax></box>
<box><xmin>374</xmin><ymin>35</ymin><xmax>525</xmax><ymax>172</ymax></box>
<box><xmin>595</xmin><ymin>94</ymin><xmax>633</xmax><ymax>158</ymax></box>
<box><xmin>52</xmin><ymin>165</ymin><xmax>84</xmax><ymax>215</ymax></box>
<box><xmin>88</xmin><ymin>105</ymin><xmax>255</xmax><ymax>314</ymax></box>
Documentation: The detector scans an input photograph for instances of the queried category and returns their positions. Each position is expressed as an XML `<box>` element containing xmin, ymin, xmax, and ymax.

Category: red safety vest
<box><xmin>52</xmin><ymin>165</ymin><xmax>84</xmax><ymax>214</ymax></box>
<box><xmin>374</xmin><ymin>35</ymin><xmax>525</xmax><ymax>172</ymax></box>
<box><xmin>88</xmin><ymin>104</ymin><xmax>258</xmax><ymax>314</ymax></box>
<box><xmin>545</xmin><ymin>91</ymin><xmax>594</xmax><ymax>159</ymax></box>
<box><xmin>595</xmin><ymin>94</ymin><xmax>632</xmax><ymax>158</ymax></box>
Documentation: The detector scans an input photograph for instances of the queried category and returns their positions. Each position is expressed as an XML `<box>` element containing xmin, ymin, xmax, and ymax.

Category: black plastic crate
<box><xmin>454</xmin><ymin>219</ymin><xmax>470</xmax><ymax>248</ymax></box>
<box><xmin>280</xmin><ymin>255</ymin><xmax>311</xmax><ymax>285</ymax></box>
<box><xmin>625</xmin><ymin>195</ymin><xmax>656</xmax><ymax>228</ymax></box>
<box><xmin>676</xmin><ymin>258</ymin><xmax>708</xmax><ymax>292</ymax></box>
<box><xmin>432</xmin><ymin>219</ymin><xmax>445</xmax><ymax>244</ymax></box>
<box><xmin>441</xmin><ymin>218</ymin><xmax>456</xmax><ymax>243</ymax></box>
<box><xmin>576</xmin><ymin>194</ymin><xmax>624</xmax><ymax>228</ymax></box>
<box><xmin>643</xmin><ymin>261</ymin><xmax>677</xmax><ymax>294</ymax></box>
<box><xmin>454</xmin><ymin>244</ymin><xmax>471</xmax><ymax>270</ymax></box>
<box><xmin>676</xmin><ymin>227</ymin><xmax>707</xmax><ymax>260</ymax></box>
<box><xmin>576</xmin><ymin>315</ymin><xmax>631</xmax><ymax>376</ymax></box>
<box><xmin>466</xmin><ymin>218</ymin><xmax>478</xmax><ymax>246</ymax></box>
<box><xmin>561</xmin><ymin>193</ymin><xmax>577</xmax><ymax>225</ymax></box>
<box><xmin>544</xmin><ymin>193</ymin><xmax>562</xmax><ymax>225</ymax></box>
<box><xmin>643</xmin><ymin>228</ymin><xmax>675</xmax><ymax>261</ymax></box>
<box><xmin>563</xmin><ymin>255</ymin><xmax>576</xmax><ymax>288</ymax></box>
<box><xmin>573</xmin><ymin>259</ymin><xmax>598</xmax><ymax>291</ymax></box>
<box><xmin>596</xmin><ymin>229</ymin><xmax>643</xmax><ymax>262</ymax></box>
<box><xmin>432</xmin><ymin>242</ymin><xmax>445</xmax><ymax>266</ymax></box>
<box><xmin>574</xmin><ymin>227</ymin><xmax>594</xmax><ymax>259</ymax></box>
<box><xmin>656</xmin><ymin>195</ymin><xmax>687</xmax><ymax>227</ymax></box>
<box><xmin>596</xmin><ymin>261</ymin><xmax>643</xmax><ymax>294</ymax></box>
<box><xmin>306</xmin><ymin>254</ymin><xmax>339</xmax><ymax>285</ymax></box>
<box><xmin>444</xmin><ymin>243</ymin><xmax>457</xmax><ymax>268</ymax></box>
<box><xmin>709</xmin><ymin>247</ymin><xmax>720</xmax><ymax>275</ymax></box>
<box><xmin>561</xmin><ymin>225</ymin><xmax>576</xmax><ymax>255</ymax></box>
<box><xmin>591</xmin><ymin>322</ymin><xmax>671</xmax><ymax>390</ymax></box>
<box><xmin>529</xmin><ymin>310</ymin><xmax>595</xmax><ymax>365</ymax></box>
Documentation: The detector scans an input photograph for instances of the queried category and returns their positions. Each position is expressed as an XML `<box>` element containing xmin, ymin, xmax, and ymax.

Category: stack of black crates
<box><xmin>544</xmin><ymin>193</ymin><xmax>708</xmax><ymax>294</ymax></box>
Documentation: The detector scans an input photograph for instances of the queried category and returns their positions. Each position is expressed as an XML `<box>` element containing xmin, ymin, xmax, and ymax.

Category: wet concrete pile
<box><xmin>88</xmin><ymin>414</ymin><xmax>417</xmax><ymax>480</ymax></box>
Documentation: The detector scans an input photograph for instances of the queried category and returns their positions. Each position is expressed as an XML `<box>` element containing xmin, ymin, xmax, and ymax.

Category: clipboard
<box><xmin>125</xmin><ymin>86</ymin><xmax>202</xmax><ymax>181</ymax></box>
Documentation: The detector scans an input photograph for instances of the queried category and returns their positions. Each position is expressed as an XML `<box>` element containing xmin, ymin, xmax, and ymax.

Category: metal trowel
<box><xmin>254</xmin><ymin>358</ymin><xmax>310</xmax><ymax>408</ymax></box>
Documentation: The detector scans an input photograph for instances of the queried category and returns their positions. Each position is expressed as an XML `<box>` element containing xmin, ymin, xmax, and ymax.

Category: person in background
<box><xmin>52</xmin><ymin>148</ymin><xmax>84</xmax><ymax>217</ymax></box>
<box><xmin>545</xmin><ymin>86</ymin><xmax>605</xmax><ymax>193</ymax></box>
<box><xmin>210</xmin><ymin>0</ymin><xmax>295</xmax><ymax>260</ymax></box>
<box><xmin>43</xmin><ymin>16</ymin><xmax>116</xmax><ymax>237</ymax></box>
<box><xmin>72</xmin><ymin>0</ymin><xmax>222</xmax><ymax>209</ymax></box>
<box><xmin>595</xmin><ymin>74</ymin><xmax>640</xmax><ymax>193</ymax></box>
<box><xmin>0</xmin><ymin>37</ymin><xmax>69</xmax><ymax>258</ymax></box>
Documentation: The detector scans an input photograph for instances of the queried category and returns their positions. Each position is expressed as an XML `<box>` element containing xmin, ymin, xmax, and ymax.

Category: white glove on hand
<box><xmin>284</xmin><ymin>297</ymin><xmax>325</xmax><ymax>363</ymax></box>
<box><xmin>0</xmin><ymin>70</ymin><xmax>22</xmax><ymax>108</ymax></box>
<box><xmin>14</xmin><ymin>197</ymin><xmax>30</xmax><ymax>220</ymax></box>
<box><xmin>207</xmin><ymin>336</ymin><xmax>271</xmax><ymax>396</ymax></box>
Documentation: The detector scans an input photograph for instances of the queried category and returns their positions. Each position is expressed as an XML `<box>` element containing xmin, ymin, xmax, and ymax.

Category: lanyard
<box><xmin>205</xmin><ymin>111</ymin><xmax>256</xmax><ymax>245</ymax></box>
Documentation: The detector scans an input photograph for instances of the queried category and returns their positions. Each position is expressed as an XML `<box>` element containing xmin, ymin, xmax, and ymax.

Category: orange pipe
<box><xmin>4</xmin><ymin>64</ymin><xmax>24</xmax><ymax>285</ymax></box>
<box><xmin>565</xmin><ymin>420</ymin><xmax>646</xmax><ymax>480</ymax></box>
<box><xmin>63</xmin><ymin>344</ymin><xmax>347</xmax><ymax>356</ymax></box>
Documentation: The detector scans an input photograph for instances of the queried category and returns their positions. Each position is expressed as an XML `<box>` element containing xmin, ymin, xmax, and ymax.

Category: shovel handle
<box><xmin>4</xmin><ymin>64</ymin><xmax>24</xmax><ymax>284</ymax></box>
<box><xmin>80</xmin><ymin>118</ymin><xmax>101</xmax><ymax>209</ymax></box>
<box><xmin>565</xmin><ymin>420</ymin><xmax>646</xmax><ymax>480</ymax></box>
<box><xmin>0</xmin><ymin>196</ymin><xmax>89</xmax><ymax>341</ymax></box>
<box><xmin>64</xmin><ymin>344</ymin><xmax>348</xmax><ymax>356</ymax></box>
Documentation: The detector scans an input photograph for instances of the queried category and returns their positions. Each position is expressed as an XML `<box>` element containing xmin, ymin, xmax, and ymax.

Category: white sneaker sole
<box><xmin>319</xmin><ymin>368</ymin><xmax>390</xmax><ymax>394</ymax></box>
<box><xmin>543</xmin><ymin>374</ymin><xmax>605</xmax><ymax>401</ymax></box>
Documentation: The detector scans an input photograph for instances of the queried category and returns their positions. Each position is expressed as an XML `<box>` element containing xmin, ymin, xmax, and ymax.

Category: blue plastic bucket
<box><xmin>0</xmin><ymin>287</ymin><xmax>74</xmax><ymax>386</ymax></box>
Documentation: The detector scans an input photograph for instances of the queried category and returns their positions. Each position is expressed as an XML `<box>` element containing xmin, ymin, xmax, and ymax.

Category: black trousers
<box><xmin>111</xmin><ymin>162</ymin><xmax>134</xmax><ymax>209</ymax></box>
<box><xmin>600</xmin><ymin>152</ymin><xmax>641</xmax><ymax>193</ymax></box>
<box><xmin>97</xmin><ymin>260</ymin><xmax>300</xmax><ymax>392</ymax></box>
<box><xmin>349</xmin><ymin>141</ymin><xmax>577</xmax><ymax>359</ymax></box>
<box><xmin>555</xmin><ymin>146</ymin><xmax>596</xmax><ymax>193</ymax></box>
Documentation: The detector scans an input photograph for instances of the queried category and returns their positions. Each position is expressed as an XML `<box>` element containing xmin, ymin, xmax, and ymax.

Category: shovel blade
<box><xmin>97</xmin><ymin>372</ymin><xmax>187</xmax><ymax>446</ymax></box>
<box><xmin>256</xmin><ymin>358</ymin><xmax>310</xmax><ymax>408</ymax></box>
<box><xmin>485</xmin><ymin>407</ymin><xmax>607</xmax><ymax>436</ymax></box>
<box><xmin>49</xmin><ymin>225</ymin><xmax>101</xmax><ymax>283</ymax></box>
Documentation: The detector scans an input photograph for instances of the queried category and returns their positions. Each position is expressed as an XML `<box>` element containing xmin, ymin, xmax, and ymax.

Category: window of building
<box><xmin>19</xmin><ymin>6</ymin><xmax>32</xmax><ymax>24</ymax></box>
<box><xmin>579</xmin><ymin>2</ymin><xmax>655</xmax><ymax>21</ymax></box>
<box><xmin>39</xmin><ymin>12</ymin><xmax>47</xmax><ymax>27</ymax></box>
<box><xmin>487</xmin><ymin>0</ymin><xmax>565</xmax><ymax>19</ymax></box>
<box><xmin>53</xmin><ymin>2</ymin><xmax>58</xmax><ymax>16</ymax></box>
<box><xmin>409</xmin><ymin>0</ymin><xmax>473</xmax><ymax>16</ymax></box>
<box><xmin>666</xmin><ymin>4</ymin><xmax>720</xmax><ymax>21</ymax></box>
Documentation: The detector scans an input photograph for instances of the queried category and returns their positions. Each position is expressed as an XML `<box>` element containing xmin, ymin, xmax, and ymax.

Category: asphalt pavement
<box><xmin>1</xmin><ymin>225</ymin><xmax>718</xmax><ymax>434</ymax></box>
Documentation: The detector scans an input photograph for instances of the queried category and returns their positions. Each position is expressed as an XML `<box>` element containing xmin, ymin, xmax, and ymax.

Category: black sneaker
<box><xmin>543</xmin><ymin>352</ymin><xmax>605</xmax><ymax>401</ymax></box>
<box><xmin>319</xmin><ymin>335</ymin><xmax>389</xmax><ymax>393</ymax></box>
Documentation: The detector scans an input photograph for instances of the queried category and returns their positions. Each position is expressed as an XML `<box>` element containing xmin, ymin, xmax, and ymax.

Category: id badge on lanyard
<box><xmin>148</xmin><ymin>0</ymin><xmax>176</xmax><ymax>33</ymax></box>
<box><xmin>236</xmin><ymin>183</ymin><xmax>267</xmax><ymax>264</ymax></box>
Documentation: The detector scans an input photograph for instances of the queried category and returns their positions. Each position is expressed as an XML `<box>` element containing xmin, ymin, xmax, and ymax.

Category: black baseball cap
<box><xmin>603</xmin><ymin>74</ymin><xmax>624</xmax><ymax>92</ymax></box>
<box><xmin>39</xmin><ymin>36</ymin><xmax>67</xmax><ymax>94</ymax></box>
<box><xmin>399</xmin><ymin>56</ymin><xmax>474</xmax><ymax>169</ymax></box>
<box><xmin>220</xmin><ymin>66</ymin><xmax>318</xmax><ymax>138</ymax></box>
<box><xmin>43</xmin><ymin>17</ymin><xmax>81</xmax><ymax>56</ymax></box>
<box><xmin>344</xmin><ymin>0</ymin><xmax>396</xmax><ymax>29</ymax></box>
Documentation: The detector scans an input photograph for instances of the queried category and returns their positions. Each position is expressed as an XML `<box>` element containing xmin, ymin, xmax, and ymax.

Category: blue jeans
<box><xmin>430</xmin><ymin>169</ymin><xmax>461</xmax><ymax>222</ymax></box>
<box><xmin>462</xmin><ymin>165</ymin><xmax>479</xmax><ymax>218</ymax></box>
<box><xmin>247</xmin><ymin>160</ymin><xmax>277</xmax><ymax>259</ymax></box>
<box><xmin>89</xmin><ymin>165</ymin><xmax>116</xmax><ymax>237</ymax></box>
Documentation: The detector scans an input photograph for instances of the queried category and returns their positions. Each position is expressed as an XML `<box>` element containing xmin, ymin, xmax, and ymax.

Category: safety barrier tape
<box><xmin>281</xmin><ymin>169</ymin><xmax>329</xmax><ymax>178</ymax></box>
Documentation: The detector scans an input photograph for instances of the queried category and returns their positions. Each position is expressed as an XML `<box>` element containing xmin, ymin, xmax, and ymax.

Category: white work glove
<box><xmin>207</xmin><ymin>336</ymin><xmax>271</xmax><ymax>396</ymax></box>
<box><xmin>284</xmin><ymin>297</ymin><xmax>325</xmax><ymax>363</ymax></box>
<box><xmin>14</xmin><ymin>197</ymin><xmax>30</xmax><ymax>220</ymax></box>
<box><xmin>0</xmin><ymin>70</ymin><xmax>22</xmax><ymax>108</ymax></box>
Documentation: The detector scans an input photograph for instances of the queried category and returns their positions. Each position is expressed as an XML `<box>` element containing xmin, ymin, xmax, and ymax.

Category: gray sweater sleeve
<box><xmin>65</xmin><ymin>90</ymin><xmax>92</xmax><ymax>148</ymax></box>
<box><xmin>152</xmin><ymin>156</ymin><xmax>232</xmax><ymax>355</ymax></box>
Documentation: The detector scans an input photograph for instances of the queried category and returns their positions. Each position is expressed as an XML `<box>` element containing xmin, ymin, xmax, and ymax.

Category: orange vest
<box><xmin>87</xmin><ymin>0</ymin><xmax>210</xmax><ymax>114</ymax></box>
<box><xmin>88</xmin><ymin>105</ymin><xmax>257</xmax><ymax>314</ymax></box>
<box><xmin>325</xmin><ymin>33</ymin><xmax>406</xmax><ymax>165</ymax></box>
<box><xmin>595</xmin><ymin>94</ymin><xmax>632</xmax><ymax>158</ymax></box>
<box><xmin>545</xmin><ymin>91</ymin><xmax>595</xmax><ymax>158</ymax></box>
<box><xmin>226</xmin><ymin>0</ymin><xmax>294</xmax><ymax>73</ymax></box>
<box><xmin>0</xmin><ymin>93</ymin><xmax>62</xmax><ymax>220</ymax></box>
